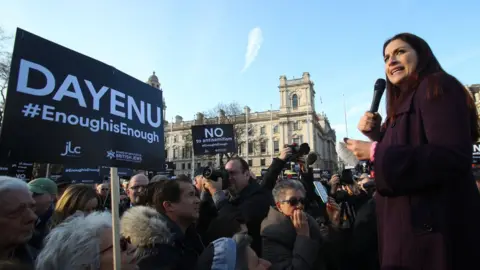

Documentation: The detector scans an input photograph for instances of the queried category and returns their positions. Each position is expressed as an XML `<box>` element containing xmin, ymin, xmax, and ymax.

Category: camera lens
<box><xmin>202</xmin><ymin>167</ymin><xmax>212</xmax><ymax>178</ymax></box>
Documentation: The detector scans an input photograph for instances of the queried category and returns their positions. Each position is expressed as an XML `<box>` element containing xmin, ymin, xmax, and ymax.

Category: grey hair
<box><xmin>35</xmin><ymin>211</ymin><xmax>112</xmax><ymax>270</ymax></box>
<box><xmin>272</xmin><ymin>180</ymin><xmax>306</xmax><ymax>203</ymax></box>
<box><xmin>150</xmin><ymin>175</ymin><xmax>169</xmax><ymax>183</ymax></box>
<box><xmin>0</xmin><ymin>176</ymin><xmax>29</xmax><ymax>197</ymax></box>
<box><xmin>232</xmin><ymin>233</ymin><xmax>252</xmax><ymax>270</ymax></box>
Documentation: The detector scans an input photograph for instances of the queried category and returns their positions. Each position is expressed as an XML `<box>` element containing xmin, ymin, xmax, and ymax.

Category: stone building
<box><xmin>467</xmin><ymin>84</ymin><xmax>480</xmax><ymax>117</ymax></box>
<box><xmin>147</xmin><ymin>72</ymin><xmax>338</xmax><ymax>176</ymax></box>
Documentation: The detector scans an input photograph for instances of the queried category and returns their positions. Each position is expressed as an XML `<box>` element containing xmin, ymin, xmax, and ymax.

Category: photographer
<box><xmin>328</xmin><ymin>172</ymin><xmax>379</xmax><ymax>270</ymax></box>
<box><xmin>203</xmin><ymin>157</ymin><xmax>272</xmax><ymax>256</ymax></box>
<box><xmin>329</xmin><ymin>172</ymin><xmax>369</xmax><ymax>215</ymax></box>
<box><xmin>262</xmin><ymin>146</ymin><xmax>320</xmax><ymax>215</ymax></box>
<box><xmin>261</xmin><ymin>147</ymin><xmax>292</xmax><ymax>190</ymax></box>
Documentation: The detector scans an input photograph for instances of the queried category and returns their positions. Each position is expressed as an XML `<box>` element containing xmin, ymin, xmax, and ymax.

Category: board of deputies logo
<box><xmin>106</xmin><ymin>149</ymin><xmax>142</xmax><ymax>163</ymax></box>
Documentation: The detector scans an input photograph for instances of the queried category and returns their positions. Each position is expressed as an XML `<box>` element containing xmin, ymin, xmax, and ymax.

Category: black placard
<box><xmin>63</xmin><ymin>167</ymin><xmax>101</xmax><ymax>184</ymax></box>
<box><xmin>151</xmin><ymin>161</ymin><xmax>176</xmax><ymax>177</ymax></box>
<box><xmin>191</xmin><ymin>124</ymin><xmax>236</xmax><ymax>155</ymax></box>
<box><xmin>163</xmin><ymin>161</ymin><xmax>176</xmax><ymax>176</ymax></box>
<box><xmin>99</xmin><ymin>166</ymin><xmax>133</xmax><ymax>180</ymax></box>
<box><xmin>0</xmin><ymin>28</ymin><xmax>164</xmax><ymax>170</ymax></box>
<box><xmin>473</xmin><ymin>144</ymin><xmax>480</xmax><ymax>164</ymax></box>
<box><xmin>8</xmin><ymin>162</ymin><xmax>34</xmax><ymax>181</ymax></box>
<box><xmin>0</xmin><ymin>165</ymin><xmax>8</xmax><ymax>176</ymax></box>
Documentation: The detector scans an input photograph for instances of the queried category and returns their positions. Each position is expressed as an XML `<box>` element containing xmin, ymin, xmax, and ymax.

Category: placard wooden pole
<box><xmin>45</xmin><ymin>163</ymin><xmax>51</xmax><ymax>178</ymax></box>
<box><xmin>110</xmin><ymin>167</ymin><xmax>121</xmax><ymax>270</ymax></box>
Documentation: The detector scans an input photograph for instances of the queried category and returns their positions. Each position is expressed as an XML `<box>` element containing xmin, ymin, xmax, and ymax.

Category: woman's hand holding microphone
<box><xmin>358</xmin><ymin>111</ymin><xmax>383</xmax><ymax>141</ymax></box>
<box><xmin>344</xmin><ymin>111</ymin><xmax>383</xmax><ymax>161</ymax></box>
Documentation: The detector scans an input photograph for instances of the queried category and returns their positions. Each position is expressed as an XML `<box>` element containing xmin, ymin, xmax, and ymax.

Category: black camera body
<box><xmin>286</xmin><ymin>144</ymin><xmax>300</xmax><ymax>155</ymax></box>
<box><xmin>339</xmin><ymin>169</ymin><xmax>355</xmax><ymax>185</ymax></box>
<box><xmin>284</xmin><ymin>143</ymin><xmax>311</xmax><ymax>169</ymax></box>
<box><xmin>202</xmin><ymin>166</ymin><xmax>230</xmax><ymax>189</ymax></box>
<box><xmin>202</xmin><ymin>166</ymin><xmax>226</xmax><ymax>181</ymax></box>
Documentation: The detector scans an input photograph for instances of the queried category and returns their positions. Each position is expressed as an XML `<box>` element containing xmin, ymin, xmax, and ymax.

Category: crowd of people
<box><xmin>1</xmin><ymin>147</ymin><xmax>382</xmax><ymax>270</ymax></box>
<box><xmin>1</xmin><ymin>33</ymin><xmax>480</xmax><ymax>270</ymax></box>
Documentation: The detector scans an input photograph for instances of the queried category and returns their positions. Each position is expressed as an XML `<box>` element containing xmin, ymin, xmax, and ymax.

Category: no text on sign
<box><xmin>191</xmin><ymin>124</ymin><xmax>236</xmax><ymax>155</ymax></box>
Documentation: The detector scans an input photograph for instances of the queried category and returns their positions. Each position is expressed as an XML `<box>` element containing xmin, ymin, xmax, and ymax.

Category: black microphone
<box><xmin>369</xmin><ymin>78</ymin><xmax>386</xmax><ymax>113</ymax></box>
<box><xmin>306</xmin><ymin>152</ymin><xmax>317</xmax><ymax>166</ymax></box>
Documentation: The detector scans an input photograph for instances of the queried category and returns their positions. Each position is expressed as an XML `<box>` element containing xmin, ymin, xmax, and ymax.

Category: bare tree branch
<box><xmin>203</xmin><ymin>102</ymin><xmax>260</xmax><ymax>164</ymax></box>
<box><xmin>0</xmin><ymin>26</ymin><xmax>12</xmax><ymax>107</ymax></box>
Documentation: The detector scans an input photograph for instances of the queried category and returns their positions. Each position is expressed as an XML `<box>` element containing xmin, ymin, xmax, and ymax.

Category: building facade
<box><xmin>147</xmin><ymin>72</ymin><xmax>338</xmax><ymax>176</ymax></box>
<box><xmin>467</xmin><ymin>84</ymin><xmax>480</xmax><ymax>117</ymax></box>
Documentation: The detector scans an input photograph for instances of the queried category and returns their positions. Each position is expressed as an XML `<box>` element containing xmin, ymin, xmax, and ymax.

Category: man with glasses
<box><xmin>203</xmin><ymin>157</ymin><xmax>272</xmax><ymax>256</ymax></box>
<box><xmin>126</xmin><ymin>173</ymin><xmax>149</xmax><ymax>207</ymax></box>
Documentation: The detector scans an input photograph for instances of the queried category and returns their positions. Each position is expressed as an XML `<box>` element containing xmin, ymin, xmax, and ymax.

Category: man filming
<box><xmin>203</xmin><ymin>157</ymin><xmax>272</xmax><ymax>256</ymax></box>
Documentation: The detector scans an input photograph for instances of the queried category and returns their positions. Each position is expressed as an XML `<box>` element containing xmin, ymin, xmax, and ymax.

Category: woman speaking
<box><xmin>345</xmin><ymin>33</ymin><xmax>480</xmax><ymax>270</ymax></box>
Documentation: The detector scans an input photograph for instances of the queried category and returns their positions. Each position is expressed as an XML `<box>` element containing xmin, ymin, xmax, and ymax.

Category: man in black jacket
<box><xmin>204</xmin><ymin>157</ymin><xmax>272</xmax><ymax>256</ymax></box>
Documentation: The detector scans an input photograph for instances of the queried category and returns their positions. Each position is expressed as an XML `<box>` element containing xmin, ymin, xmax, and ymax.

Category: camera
<box><xmin>286</xmin><ymin>143</ymin><xmax>310</xmax><ymax>159</ymax></box>
<box><xmin>284</xmin><ymin>143</ymin><xmax>312</xmax><ymax>171</ymax></box>
<box><xmin>339</xmin><ymin>169</ymin><xmax>355</xmax><ymax>185</ymax></box>
<box><xmin>202</xmin><ymin>166</ymin><xmax>230</xmax><ymax>189</ymax></box>
<box><xmin>329</xmin><ymin>169</ymin><xmax>356</xmax><ymax>203</ymax></box>
<box><xmin>202</xmin><ymin>166</ymin><xmax>227</xmax><ymax>181</ymax></box>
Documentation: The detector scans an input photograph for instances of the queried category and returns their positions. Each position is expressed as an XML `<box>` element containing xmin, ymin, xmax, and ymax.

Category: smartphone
<box><xmin>313</xmin><ymin>181</ymin><xmax>329</xmax><ymax>203</ymax></box>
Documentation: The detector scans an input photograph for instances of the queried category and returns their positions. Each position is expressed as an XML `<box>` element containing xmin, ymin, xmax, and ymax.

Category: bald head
<box><xmin>129</xmin><ymin>174</ymin><xmax>149</xmax><ymax>186</ymax></box>
<box><xmin>127</xmin><ymin>174</ymin><xmax>149</xmax><ymax>206</ymax></box>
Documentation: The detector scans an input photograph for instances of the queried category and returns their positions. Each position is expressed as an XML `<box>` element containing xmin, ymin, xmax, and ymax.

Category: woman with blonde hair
<box><xmin>49</xmin><ymin>184</ymin><xmax>100</xmax><ymax>228</ymax></box>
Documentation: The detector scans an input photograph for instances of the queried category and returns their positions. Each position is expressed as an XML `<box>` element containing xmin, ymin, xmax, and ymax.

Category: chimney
<box><xmin>302</xmin><ymin>72</ymin><xmax>311</xmax><ymax>82</ymax></box>
<box><xmin>279</xmin><ymin>75</ymin><xmax>287</xmax><ymax>86</ymax></box>
<box><xmin>175</xmin><ymin>115</ymin><xmax>183</xmax><ymax>124</ymax></box>
<box><xmin>196</xmin><ymin>113</ymin><xmax>204</xmax><ymax>124</ymax></box>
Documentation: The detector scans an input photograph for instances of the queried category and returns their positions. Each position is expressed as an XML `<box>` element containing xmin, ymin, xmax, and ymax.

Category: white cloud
<box><xmin>241</xmin><ymin>27</ymin><xmax>263</xmax><ymax>73</ymax></box>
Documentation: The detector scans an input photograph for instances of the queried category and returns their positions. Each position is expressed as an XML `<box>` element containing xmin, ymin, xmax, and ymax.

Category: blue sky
<box><xmin>1</xmin><ymin>0</ymin><xmax>479</xmax><ymax>142</ymax></box>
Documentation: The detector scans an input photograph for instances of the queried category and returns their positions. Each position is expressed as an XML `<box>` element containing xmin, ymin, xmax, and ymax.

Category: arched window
<box><xmin>292</xmin><ymin>94</ymin><xmax>298</xmax><ymax>109</ymax></box>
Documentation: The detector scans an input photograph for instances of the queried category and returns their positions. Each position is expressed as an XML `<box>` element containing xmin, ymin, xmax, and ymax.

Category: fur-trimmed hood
<box><xmin>120</xmin><ymin>206</ymin><xmax>173</xmax><ymax>247</ymax></box>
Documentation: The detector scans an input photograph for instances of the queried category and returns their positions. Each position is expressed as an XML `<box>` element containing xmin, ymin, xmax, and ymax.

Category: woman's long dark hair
<box><xmin>383</xmin><ymin>33</ymin><xmax>479</xmax><ymax>142</ymax></box>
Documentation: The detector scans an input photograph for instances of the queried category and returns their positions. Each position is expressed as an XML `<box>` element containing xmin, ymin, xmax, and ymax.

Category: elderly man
<box><xmin>0</xmin><ymin>176</ymin><xmax>37</xmax><ymax>266</ymax></box>
<box><xmin>35</xmin><ymin>211</ymin><xmax>137</xmax><ymax>270</ymax></box>
<box><xmin>126</xmin><ymin>173</ymin><xmax>149</xmax><ymax>207</ymax></box>
<box><xmin>27</xmin><ymin>178</ymin><xmax>58</xmax><ymax>249</ymax></box>
<box><xmin>204</xmin><ymin>157</ymin><xmax>272</xmax><ymax>256</ymax></box>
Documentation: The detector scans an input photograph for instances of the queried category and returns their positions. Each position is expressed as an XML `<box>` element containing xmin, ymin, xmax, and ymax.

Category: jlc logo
<box><xmin>61</xmin><ymin>141</ymin><xmax>81</xmax><ymax>156</ymax></box>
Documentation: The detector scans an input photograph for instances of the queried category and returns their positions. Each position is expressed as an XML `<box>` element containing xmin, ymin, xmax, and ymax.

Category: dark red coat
<box><xmin>374</xmin><ymin>73</ymin><xmax>480</xmax><ymax>270</ymax></box>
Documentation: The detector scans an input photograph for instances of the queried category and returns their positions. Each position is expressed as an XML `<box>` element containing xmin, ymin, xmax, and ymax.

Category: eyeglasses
<box><xmin>99</xmin><ymin>237</ymin><xmax>129</xmax><ymax>254</ymax></box>
<box><xmin>129</xmin><ymin>185</ymin><xmax>146</xmax><ymax>192</ymax></box>
<box><xmin>280</xmin><ymin>197</ymin><xmax>306</xmax><ymax>207</ymax></box>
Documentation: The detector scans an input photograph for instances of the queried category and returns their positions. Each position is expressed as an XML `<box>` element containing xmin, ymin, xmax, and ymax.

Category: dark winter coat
<box><xmin>120</xmin><ymin>206</ymin><xmax>204</xmax><ymax>270</ymax></box>
<box><xmin>374</xmin><ymin>73</ymin><xmax>480</xmax><ymax>270</ymax></box>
